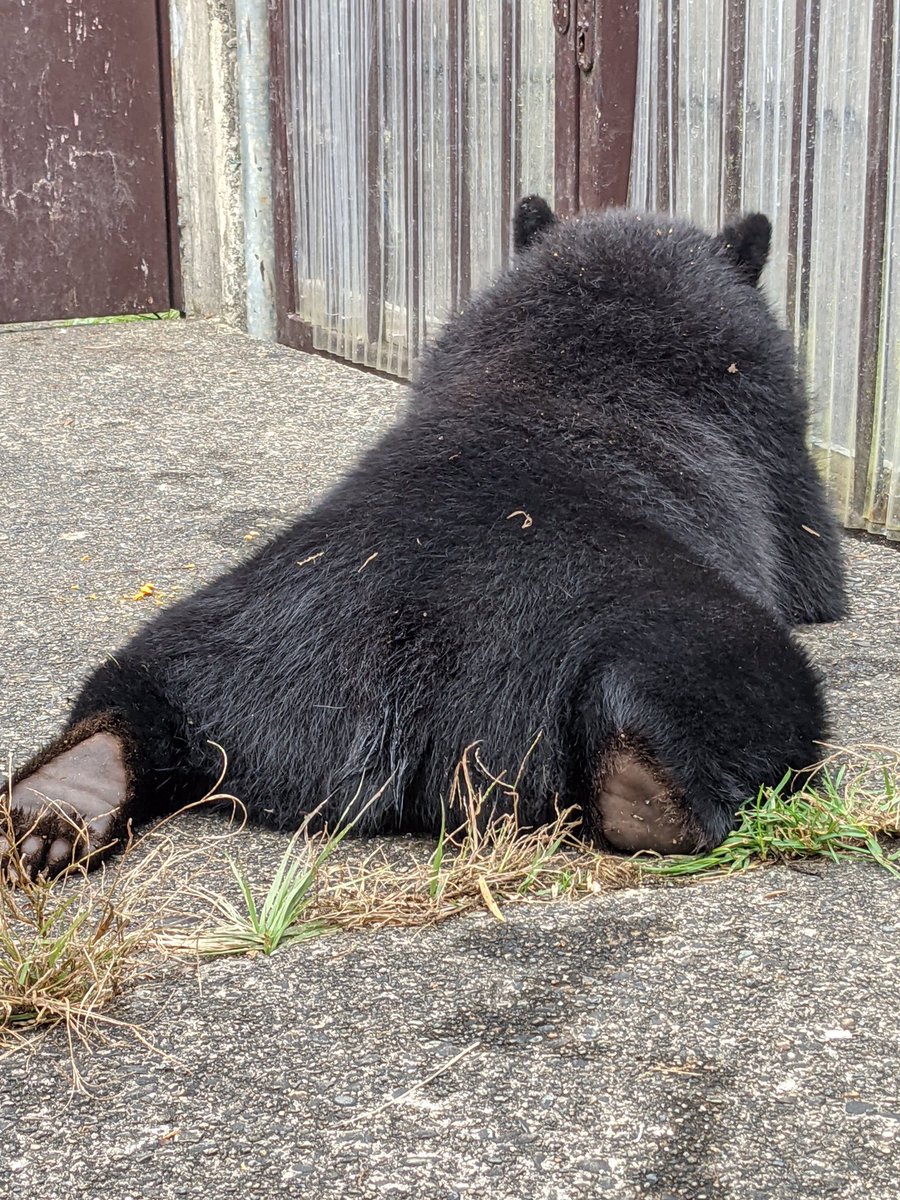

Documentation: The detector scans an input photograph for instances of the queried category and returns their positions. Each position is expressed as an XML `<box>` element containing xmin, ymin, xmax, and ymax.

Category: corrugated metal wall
<box><xmin>286</xmin><ymin>0</ymin><xmax>554</xmax><ymax>376</ymax></box>
<box><xmin>630</xmin><ymin>0</ymin><xmax>900</xmax><ymax>540</ymax></box>
<box><xmin>284</xmin><ymin>1</ymin><xmax>899</xmax><ymax>539</ymax></box>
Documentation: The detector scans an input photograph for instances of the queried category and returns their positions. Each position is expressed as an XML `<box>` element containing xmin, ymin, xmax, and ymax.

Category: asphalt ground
<box><xmin>0</xmin><ymin>320</ymin><xmax>898</xmax><ymax>1200</ymax></box>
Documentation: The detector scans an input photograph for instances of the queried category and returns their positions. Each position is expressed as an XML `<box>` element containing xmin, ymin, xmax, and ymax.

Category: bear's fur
<box><xmin>4</xmin><ymin>201</ymin><xmax>847</xmax><ymax>875</ymax></box>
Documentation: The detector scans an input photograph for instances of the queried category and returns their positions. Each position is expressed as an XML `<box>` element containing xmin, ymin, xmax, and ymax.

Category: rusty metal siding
<box><xmin>0</xmin><ymin>0</ymin><xmax>174</xmax><ymax>323</ymax></box>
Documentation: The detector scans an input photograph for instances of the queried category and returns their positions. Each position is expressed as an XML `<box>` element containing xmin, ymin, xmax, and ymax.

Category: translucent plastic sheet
<box><xmin>631</xmin><ymin>0</ymin><xmax>900</xmax><ymax>539</ymax></box>
<box><xmin>286</xmin><ymin>1</ymin><xmax>554</xmax><ymax>378</ymax></box>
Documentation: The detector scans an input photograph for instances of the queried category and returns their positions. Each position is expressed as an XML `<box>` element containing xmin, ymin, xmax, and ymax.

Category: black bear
<box><xmin>2</xmin><ymin>200</ymin><xmax>847</xmax><ymax>878</ymax></box>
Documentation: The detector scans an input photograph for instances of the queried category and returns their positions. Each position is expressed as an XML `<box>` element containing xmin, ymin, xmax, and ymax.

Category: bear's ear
<box><xmin>514</xmin><ymin>195</ymin><xmax>557</xmax><ymax>253</ymax></box>
<box><xmin>719</xmin><ymin>213</ymin><xmax>772</xmax><ymax>286</ymax></box>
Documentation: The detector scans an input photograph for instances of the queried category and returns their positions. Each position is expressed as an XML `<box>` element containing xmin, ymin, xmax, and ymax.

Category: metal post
<box><xmin>235</xmin><ymin>0</ymin><xmax>276</xmax><ymax>339</ymax></box>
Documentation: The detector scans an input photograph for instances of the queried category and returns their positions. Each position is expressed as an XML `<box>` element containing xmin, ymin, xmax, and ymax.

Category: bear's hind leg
<box><xmin>583</xmin><ymin>593</ymin><xmax>825</xmax><ymax>858</ymax></box>
<box><xmin>1</xmin><ymin>716</ymin><xmax>137</xmax><ymax>879</ymax></box>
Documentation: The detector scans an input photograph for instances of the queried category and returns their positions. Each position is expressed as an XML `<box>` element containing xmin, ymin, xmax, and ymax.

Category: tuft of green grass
<box><xmin>642</xmin><ymin>753</ymin><xmax>900</xmax><ymax>879</ymax></box>
<box><xmin>63</xmin><ymin>310</ymin><xmax>182</xmax><ymax>326</ymax></box>
<box><xmin>0</xmin><ymin>310</ymin><xmax>182</xmax><ymax>335</ymax></box>
<box><xmin>162</xmin><ymin>779</ymin><xmax>397</xmax><ymax>956</ymax></box>
<box><xmin>165</xmin><ymin>826</ymin><xmax>351</xmax><ymax>957</ymax></box>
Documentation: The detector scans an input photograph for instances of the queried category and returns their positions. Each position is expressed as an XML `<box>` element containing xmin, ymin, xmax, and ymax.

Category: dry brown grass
<box><xmin>163</xmin><ymin>742</ymin><xmax>900</xmax><ymax>956</ymax></box>
<box><xmin>0</xmin><ymin>834</ymin><xmax>177</xmax><ymax>1089</ymax></box>
<box><xmin>162</xmin><ymin>743</ymin><xmax>639</xmax><ymax>957</ymax></box>
<box><xmin>2</xmin><ymin>740</ymin><xmax>898</xmax><ymax>1084</ymax></box>
<box><xmin>0</xmin><ymin>751</ymin><xmax>243</xmax><ymax>1088</ymax></box>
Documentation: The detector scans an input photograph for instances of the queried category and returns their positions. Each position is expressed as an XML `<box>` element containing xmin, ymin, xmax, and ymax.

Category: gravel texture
<box><xmin>0</xmin><ymin>320</ymin><xmax>898</xmax><ymax>1200</ymax></box>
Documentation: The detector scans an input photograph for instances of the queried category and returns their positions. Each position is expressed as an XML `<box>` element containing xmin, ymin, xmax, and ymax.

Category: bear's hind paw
<box><xmin>594</xmin><ymin>744</ymin><xmax>700</xmax><ymax>855</ymax></box>
<box><xmin>1</xmin><ymin>730</ymin><xmax>130</xmax><ymax>880</ymax></box>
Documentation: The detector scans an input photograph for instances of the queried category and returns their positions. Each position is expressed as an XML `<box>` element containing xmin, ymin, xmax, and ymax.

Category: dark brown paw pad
<box><xmin>595</xmin><ymin>746</ymin><xmax>698</xmax><ymax>855</ymax></box>
<box><xmin>1</xmin><ymin>732</ymin><xmax>129</xmax><ymax>880</ymax></box>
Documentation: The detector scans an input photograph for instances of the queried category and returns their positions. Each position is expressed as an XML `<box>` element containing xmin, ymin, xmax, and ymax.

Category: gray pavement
<box><xmin>0</xmin><ymin>320</ymin><xmax>898</xmax><ymax>1200</ymax></box>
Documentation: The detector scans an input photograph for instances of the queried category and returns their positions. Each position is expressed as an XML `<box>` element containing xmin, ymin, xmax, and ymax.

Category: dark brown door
<box><xmin>554</xmin><ymin>0</ymin><xmax>640</xmax><ymax>217</ymax></box>
<box><xmin>0</xmin><ymin>0</ymin><xmax>177</xmax><ymax>324</ymax></box>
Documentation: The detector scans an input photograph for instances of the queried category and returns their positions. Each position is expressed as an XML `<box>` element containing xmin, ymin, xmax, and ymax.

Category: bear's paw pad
<box><xmin>1</xmin><ymin>732</ymin><xmax>128</xmax><ymax>879</ymax></box>
<box><xmin>597</xmin><ymin>749</ymin><xmax>696</xmax><ymax>855</ymax></box>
